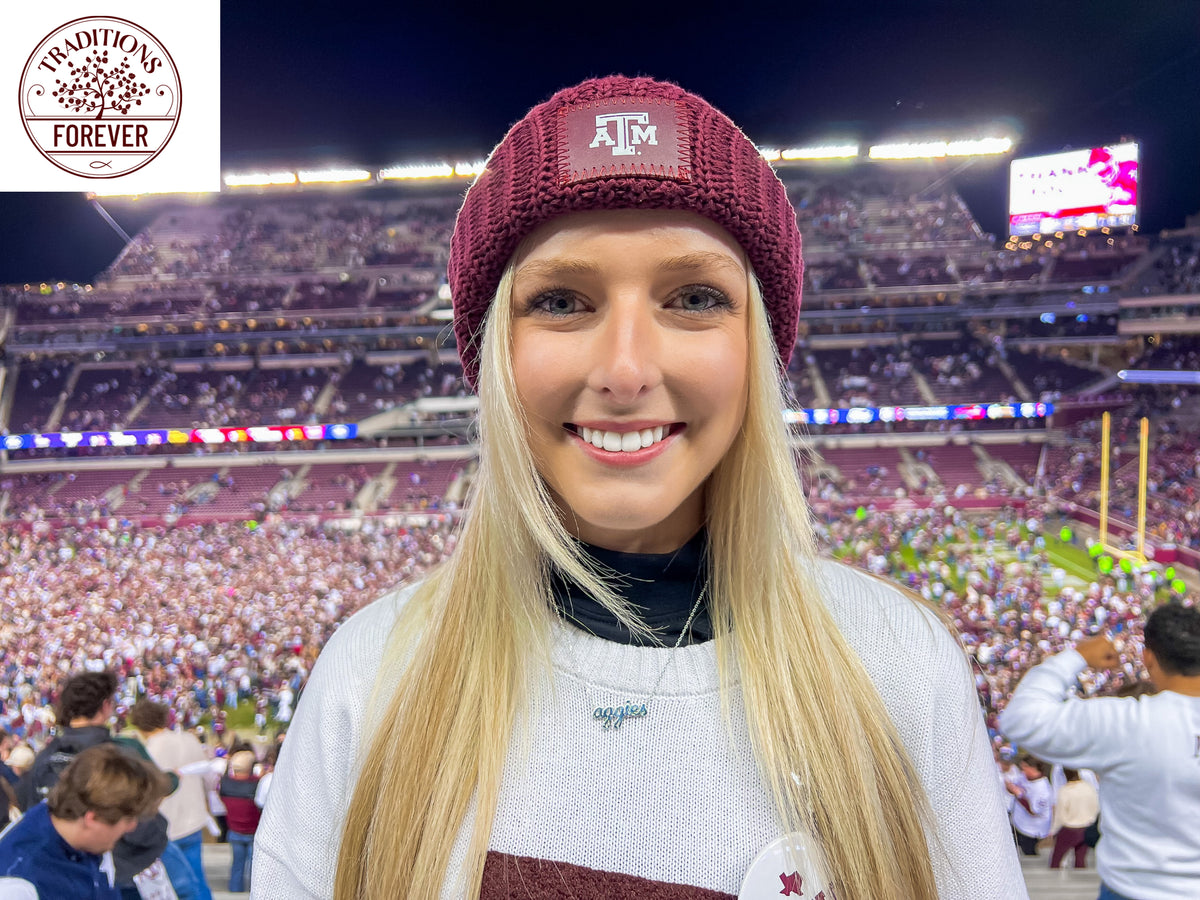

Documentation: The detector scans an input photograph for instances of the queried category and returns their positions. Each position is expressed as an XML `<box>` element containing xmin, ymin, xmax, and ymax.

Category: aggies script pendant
<box><xmin>589</xmin><ymin>583</ymin><xmax>708</xmax><ymax>731</ymax></box>
<box><xmin>593</xmin><ymin>701</ymin><xmax>648</xmax><ymax>731</ymax></box>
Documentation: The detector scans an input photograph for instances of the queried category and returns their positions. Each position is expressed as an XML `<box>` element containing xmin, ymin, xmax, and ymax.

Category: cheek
<box><xmin>512</xmin><ymin>333</ymin><xmax>569</xmax><ymax>437</ymax></box>
<box><xmin>687</xmin><ymin>333</ymin><xmax>749</xmax><ymax>424</ymax></box>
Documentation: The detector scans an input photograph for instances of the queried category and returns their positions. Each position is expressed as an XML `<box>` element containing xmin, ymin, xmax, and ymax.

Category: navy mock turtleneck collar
<box><xmin>549</xmin><ymin>529</ymin><xmax>713</xmax><ymax>646</ymax></box>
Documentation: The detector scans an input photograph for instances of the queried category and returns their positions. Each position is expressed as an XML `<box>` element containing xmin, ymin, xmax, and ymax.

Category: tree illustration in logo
<box><xmin>51</xmin><ymin>52</ymin><xmax>150</xmax><ymax>120</ymax></box>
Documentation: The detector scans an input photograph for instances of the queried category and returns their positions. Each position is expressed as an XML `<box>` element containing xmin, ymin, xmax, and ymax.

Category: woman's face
<box><xmin>511</xmin><ymin>209</ymin><xmax>750</xmax><ymax>553</ymax></box>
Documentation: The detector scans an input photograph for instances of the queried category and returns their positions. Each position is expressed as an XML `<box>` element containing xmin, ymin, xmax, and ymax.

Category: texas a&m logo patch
<box><xmin>558</xmin><ymin>96</ymin><xmax>690</xmax><ymax>185</ymax></box>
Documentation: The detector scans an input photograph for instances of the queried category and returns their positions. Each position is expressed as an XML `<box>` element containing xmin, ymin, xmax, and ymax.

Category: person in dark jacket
<box><xmin>15</xmin><ymin>671</ymin><xmax>176</xmax><ymax>896</ymax></box>
<box><xmin>0</xmin><ymin>743</ymin><xmax>170</xmax><ymax>899</ymax></box>
<box><xmin>219</xmin><ymin>749</ymin><xmax>261</xmax><ymax>893</ymax></box>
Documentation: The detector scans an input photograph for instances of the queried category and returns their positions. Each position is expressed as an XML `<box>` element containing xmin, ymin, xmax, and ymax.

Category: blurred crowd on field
<box><xmin>0</xmin><ymin>503</ymin><xmax>1187</xmax><ymax>757</ymax></box>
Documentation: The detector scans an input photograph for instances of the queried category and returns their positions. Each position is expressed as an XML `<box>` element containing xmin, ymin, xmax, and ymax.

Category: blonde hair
<box><xmin>334</xmin><ymin>262</ymin><xmax>939</xmax><ymax>899</ymax></box>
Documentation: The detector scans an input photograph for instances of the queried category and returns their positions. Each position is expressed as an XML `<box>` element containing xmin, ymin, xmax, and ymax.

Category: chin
<box><xmin>560</xmin><ymin>490</ymin><xmax>703</xmax><ymax>552</ymax></box>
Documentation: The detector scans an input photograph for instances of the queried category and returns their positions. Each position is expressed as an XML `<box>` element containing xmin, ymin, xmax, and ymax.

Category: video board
<box><xmin>1009</xmin><ymin>142</ymin><xmax>1138</xmax><ymax>236</ymax></box>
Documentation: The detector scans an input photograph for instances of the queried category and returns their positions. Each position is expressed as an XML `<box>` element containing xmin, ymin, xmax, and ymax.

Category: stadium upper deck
<box><xmin>0</xmin><ymin>166</ymin><xmax>1196</xmax><ymax>565</ymax></box>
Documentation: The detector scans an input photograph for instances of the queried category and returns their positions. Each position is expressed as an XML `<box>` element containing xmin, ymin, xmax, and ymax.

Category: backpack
<box><xmin>15</xmin><ymin>726</ymin><xmax>111</xmax><ymax>811</ymax></box>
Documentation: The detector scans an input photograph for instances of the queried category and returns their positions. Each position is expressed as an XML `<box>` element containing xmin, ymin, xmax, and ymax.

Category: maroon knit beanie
<box><xmin>447</xmin><ymin>75</ymin><xmax>804</xmax><ymax>389</ymax></box>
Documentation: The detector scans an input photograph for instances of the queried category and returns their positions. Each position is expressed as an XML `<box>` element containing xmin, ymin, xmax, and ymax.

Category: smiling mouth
<box><xmin>564</xmin><ymin>424</ymin><xmax>680</xmax><ymax>452</ymax></box>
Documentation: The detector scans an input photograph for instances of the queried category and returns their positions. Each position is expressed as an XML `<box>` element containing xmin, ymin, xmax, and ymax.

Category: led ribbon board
<box><xmin>3</xmin><ymin>422</ymin><xmax>358</xmax><ymax>452</ymax></box>
<box><xmin>784</xmin><ymin>402</ymin><xmax>1053</xmax><ymax>426</ymax></box>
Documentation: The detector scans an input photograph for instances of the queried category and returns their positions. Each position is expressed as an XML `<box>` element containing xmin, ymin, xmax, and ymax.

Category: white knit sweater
<box><xmin>253</xmin><ymin>559</ymin><xmax>1026</xmax><ymax>898</ymax></box>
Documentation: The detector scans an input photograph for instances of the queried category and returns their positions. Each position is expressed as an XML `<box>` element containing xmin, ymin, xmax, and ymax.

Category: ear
<box><xmin>1142</xmin><ymin>646</ymin><xmax>1161</xmax><ymax>684</ymax></box>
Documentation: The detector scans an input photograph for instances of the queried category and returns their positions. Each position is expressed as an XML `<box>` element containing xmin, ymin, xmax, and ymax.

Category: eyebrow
<box><xmin>515</xmin><ymin>258</ymin><xmax>601</xmax><ymax>280</ymax></box>
<box><xmin>515</xmin><ymin>250</ymin><xmax>745</xmax><ymax>281</ymax></box>
<box><xmin>657</xmin><ymin>251</ymin><xmax>746</xmax><ymax>276</ymax></box>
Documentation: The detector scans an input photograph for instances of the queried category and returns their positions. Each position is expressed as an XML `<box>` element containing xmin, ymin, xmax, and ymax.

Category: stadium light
<box><xmin>780</xmin><ymin>144</ymin><xmax>859</xmax><ymax>160</ymax></box>
<box><xmin>223</xmin><ymin>171</ymin><xmax>298</xmax><ymax>188</ymax></box>
<box><xmin>296</xmin><ymin>168</ymin><xmax>373</xmax><ymax>184</ymax></box>
<box><xmin>379</xmin><ymin>163</ymin><xmax>454</xmax><ymax>180</ymax></box>
<box><xmin>946</xmin><ymin>137</ymin><xmax>1012</xmax><ymax>156</ymax></box>
<box><xmin>453</xmin><ymin>161</ymin><xmax>486</xmax><ymax>177</ymax></box>
<box><xmin>868</xmin><ymin>137</ymin><xmax>1013</xmax><ymax>160</ymax></box>
<box><xmin>759</xmin><ymin>148</ymin><xmax>782</xmax><ymax>162</ymax></box>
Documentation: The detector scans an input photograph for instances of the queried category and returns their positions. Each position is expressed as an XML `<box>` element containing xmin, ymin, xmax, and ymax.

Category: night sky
<box><xmin>3</xmin><ymin>0</ymin><xmax>1198</xmax><ymax>285</ymax></box>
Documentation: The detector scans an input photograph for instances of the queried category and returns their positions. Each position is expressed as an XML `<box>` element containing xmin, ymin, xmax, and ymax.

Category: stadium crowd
<box><xmin>821</xmin><ymin>504</ymin><xmax>1171</xmax><ymax>741</ymax></box>
<box><xmin>0</xmin><ymin>518</ymin><xmax>456</xmax><ymax>744</ymax></box>
<box><xmin>0</xmin><ymin>502</ymin><xmax>1183</xmax><ymax>757</ymax></box>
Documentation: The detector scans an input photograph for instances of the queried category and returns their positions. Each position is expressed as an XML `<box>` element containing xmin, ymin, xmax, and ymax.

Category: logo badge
<box><xmin>740</xmin><ymin>834</ymin><xmax>833</xmax><ymax>900</ymax></box>
<box><xmin>559</xmin><ymin>97</ymin><xmax>689</xmax><ymax>185</ymax></box>
<box><xmin>588</xmin><ymin>112</ymin><xmax>658</xmax><ymax>156</ymax></box>
<box><xmin>18</xmin><ymin>15</ymin><xmax>181</xmax><ymax>178</ymax></box>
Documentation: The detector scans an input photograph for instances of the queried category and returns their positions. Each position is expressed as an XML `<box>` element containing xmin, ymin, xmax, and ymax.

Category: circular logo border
<box><xmin>18</xmin><ymin>14</ymin><xmax>182</xmax><ymax>179</ymax></box>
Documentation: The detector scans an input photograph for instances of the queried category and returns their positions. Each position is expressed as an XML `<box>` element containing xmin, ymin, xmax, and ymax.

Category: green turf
<box><xmin>1042</xmin><ymin>535</ymin><xmax>1099</xmax><ymax>584</ymax></box>
<box><xmin>199</xmin><ymin>699</ymin><xmax>264</xmax><ymax>732</ymax></box>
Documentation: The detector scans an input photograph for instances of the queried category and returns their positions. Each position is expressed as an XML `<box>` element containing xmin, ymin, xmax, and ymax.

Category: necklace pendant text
<box><xmin>593</xmin><ymin>701</ymin><xmax>648</xmax><ymax>730</ymax></box>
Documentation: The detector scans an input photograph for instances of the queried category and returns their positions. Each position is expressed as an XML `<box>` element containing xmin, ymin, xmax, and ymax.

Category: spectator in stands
<box><xmin>15</xmin><ymin>671</ymin><xmax>174</xmax><ymax>899</ymax></box>
<box><xmin>1001</xmin><ymin>603</ymin><xmax>1200</xmax><ymax>899</ymax></box>
<box><xmin>129</xmin><ymin>699</ymin><xmax>214</xmax><ymax>900</ymax></box>
<box><xmin>0</xmin><ymin>738</ymin><xmax>29</xmax><ymax>832</ymax></box>
<box><xmin>257</xmin><ymin>76</ymin><xmax>1023</xmax><ymax>899</ymax></box>
<box><xmin>4</xmin><ymin>746</ymin><xmax>33</xmax><ymax>783</ymax></box>
<box><xmin>219</xmin><ymin>750</ymin><xmax>261</xmax><ymax>893</ymax></box>
<box><xmin>1048</xmin><ymin>767</ymin><xmax>1099</xmax><ymax>870</ymax></box>
<box><xmin>0</xmin><ymin>743</ymin><xmax>169</xmax><ymax>900</ymax></box>
<box><xmin>253</xmin><ymin>745</ymin><xmax>277</xmax><ymax>812</ymax></box>
<box><xmin>1006</xmin><ymin>754</ymin><xmax>1053</xmax><ymax>856</ymax></box>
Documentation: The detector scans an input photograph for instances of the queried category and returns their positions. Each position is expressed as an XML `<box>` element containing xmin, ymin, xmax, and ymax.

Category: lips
<box><xmin>565</xmin><ymin>423</ymin><xmax>678</xmax><ymax>453</ymax></box>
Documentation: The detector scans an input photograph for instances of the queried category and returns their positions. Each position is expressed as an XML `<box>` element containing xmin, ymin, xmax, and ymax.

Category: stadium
<box><xmin>1</xmin><ymin>5</ymin><xmax>1197</xmax><ymax>898</ymax></box>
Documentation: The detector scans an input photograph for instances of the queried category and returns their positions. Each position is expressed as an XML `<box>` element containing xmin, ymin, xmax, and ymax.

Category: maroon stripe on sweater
<box><xmin>480</xmin><ymin>851</ymin><xmax>736</xmax><ymax>899</ymax></box>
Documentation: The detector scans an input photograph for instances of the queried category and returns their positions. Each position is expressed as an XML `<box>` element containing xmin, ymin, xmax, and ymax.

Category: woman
<box><xmin>1048</xmin><ymin>767</ymin><xmax>1099</xmax><ymax>869</ymax></box>
<box><xmin>254</xmin><ymin>76</ymin><xmax>1024</xmax><ymax>899</ymax></box>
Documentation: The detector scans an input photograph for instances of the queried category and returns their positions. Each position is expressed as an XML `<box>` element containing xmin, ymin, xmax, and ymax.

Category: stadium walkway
<box><xmin>201</xmin><ymin>841</ymin><xmax>1102</xmax><ymax>898</ymax></box>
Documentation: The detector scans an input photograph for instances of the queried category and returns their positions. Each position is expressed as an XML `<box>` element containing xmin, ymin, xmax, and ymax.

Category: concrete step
<box><xmin>1018</xmin><ymin>848</ymin><xmax>1101</xmax><ymax>899</ymax></box>
<box><xmin>201</xmin><ymin>841</ymin><xmax>245</xmax><ymax>898</ymax></box>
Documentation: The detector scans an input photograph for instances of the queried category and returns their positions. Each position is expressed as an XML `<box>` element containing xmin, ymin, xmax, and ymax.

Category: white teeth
<box><xmin>578</xmin><ymin>426</ymin><xmax>672</xmax><ymax>453</ymax></box>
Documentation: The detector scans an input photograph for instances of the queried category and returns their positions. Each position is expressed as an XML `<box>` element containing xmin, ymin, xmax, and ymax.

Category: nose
<box><xmin>585</xmin><ymin>295</ymin><xmax>663</xmax><ymax>404</ymax></box>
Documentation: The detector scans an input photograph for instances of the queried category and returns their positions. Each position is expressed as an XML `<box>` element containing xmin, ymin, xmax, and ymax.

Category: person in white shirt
<box><xmin>1001</xmin><ymin>603</ymin><xmax>1200</xmax><ymax>900</ymax></box>
<box><xmin>1006</xmin><ymin>755</ymin><xmax>1053</xmax><ymax>856</ymax></box>
<box><xmin>995</xmin><ymin>749</ymin><xmax>1020</xmax><ymax>818</ymax></box>
<box><xmin>1049</xmin><ymin>768</ymin><xmax>1099</xmax><ymax>870</ymax></box>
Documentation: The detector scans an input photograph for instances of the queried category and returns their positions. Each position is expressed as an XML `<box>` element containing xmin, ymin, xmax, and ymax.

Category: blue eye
<box><xmin>528</xmin><ymin>290</ymin><xmax>583</xmax><ymax>316</ymax></box>
<box><xmin>673</xmin><ymin>285</ymin><xmax>730</xmax><ymax>313</ymax></box>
